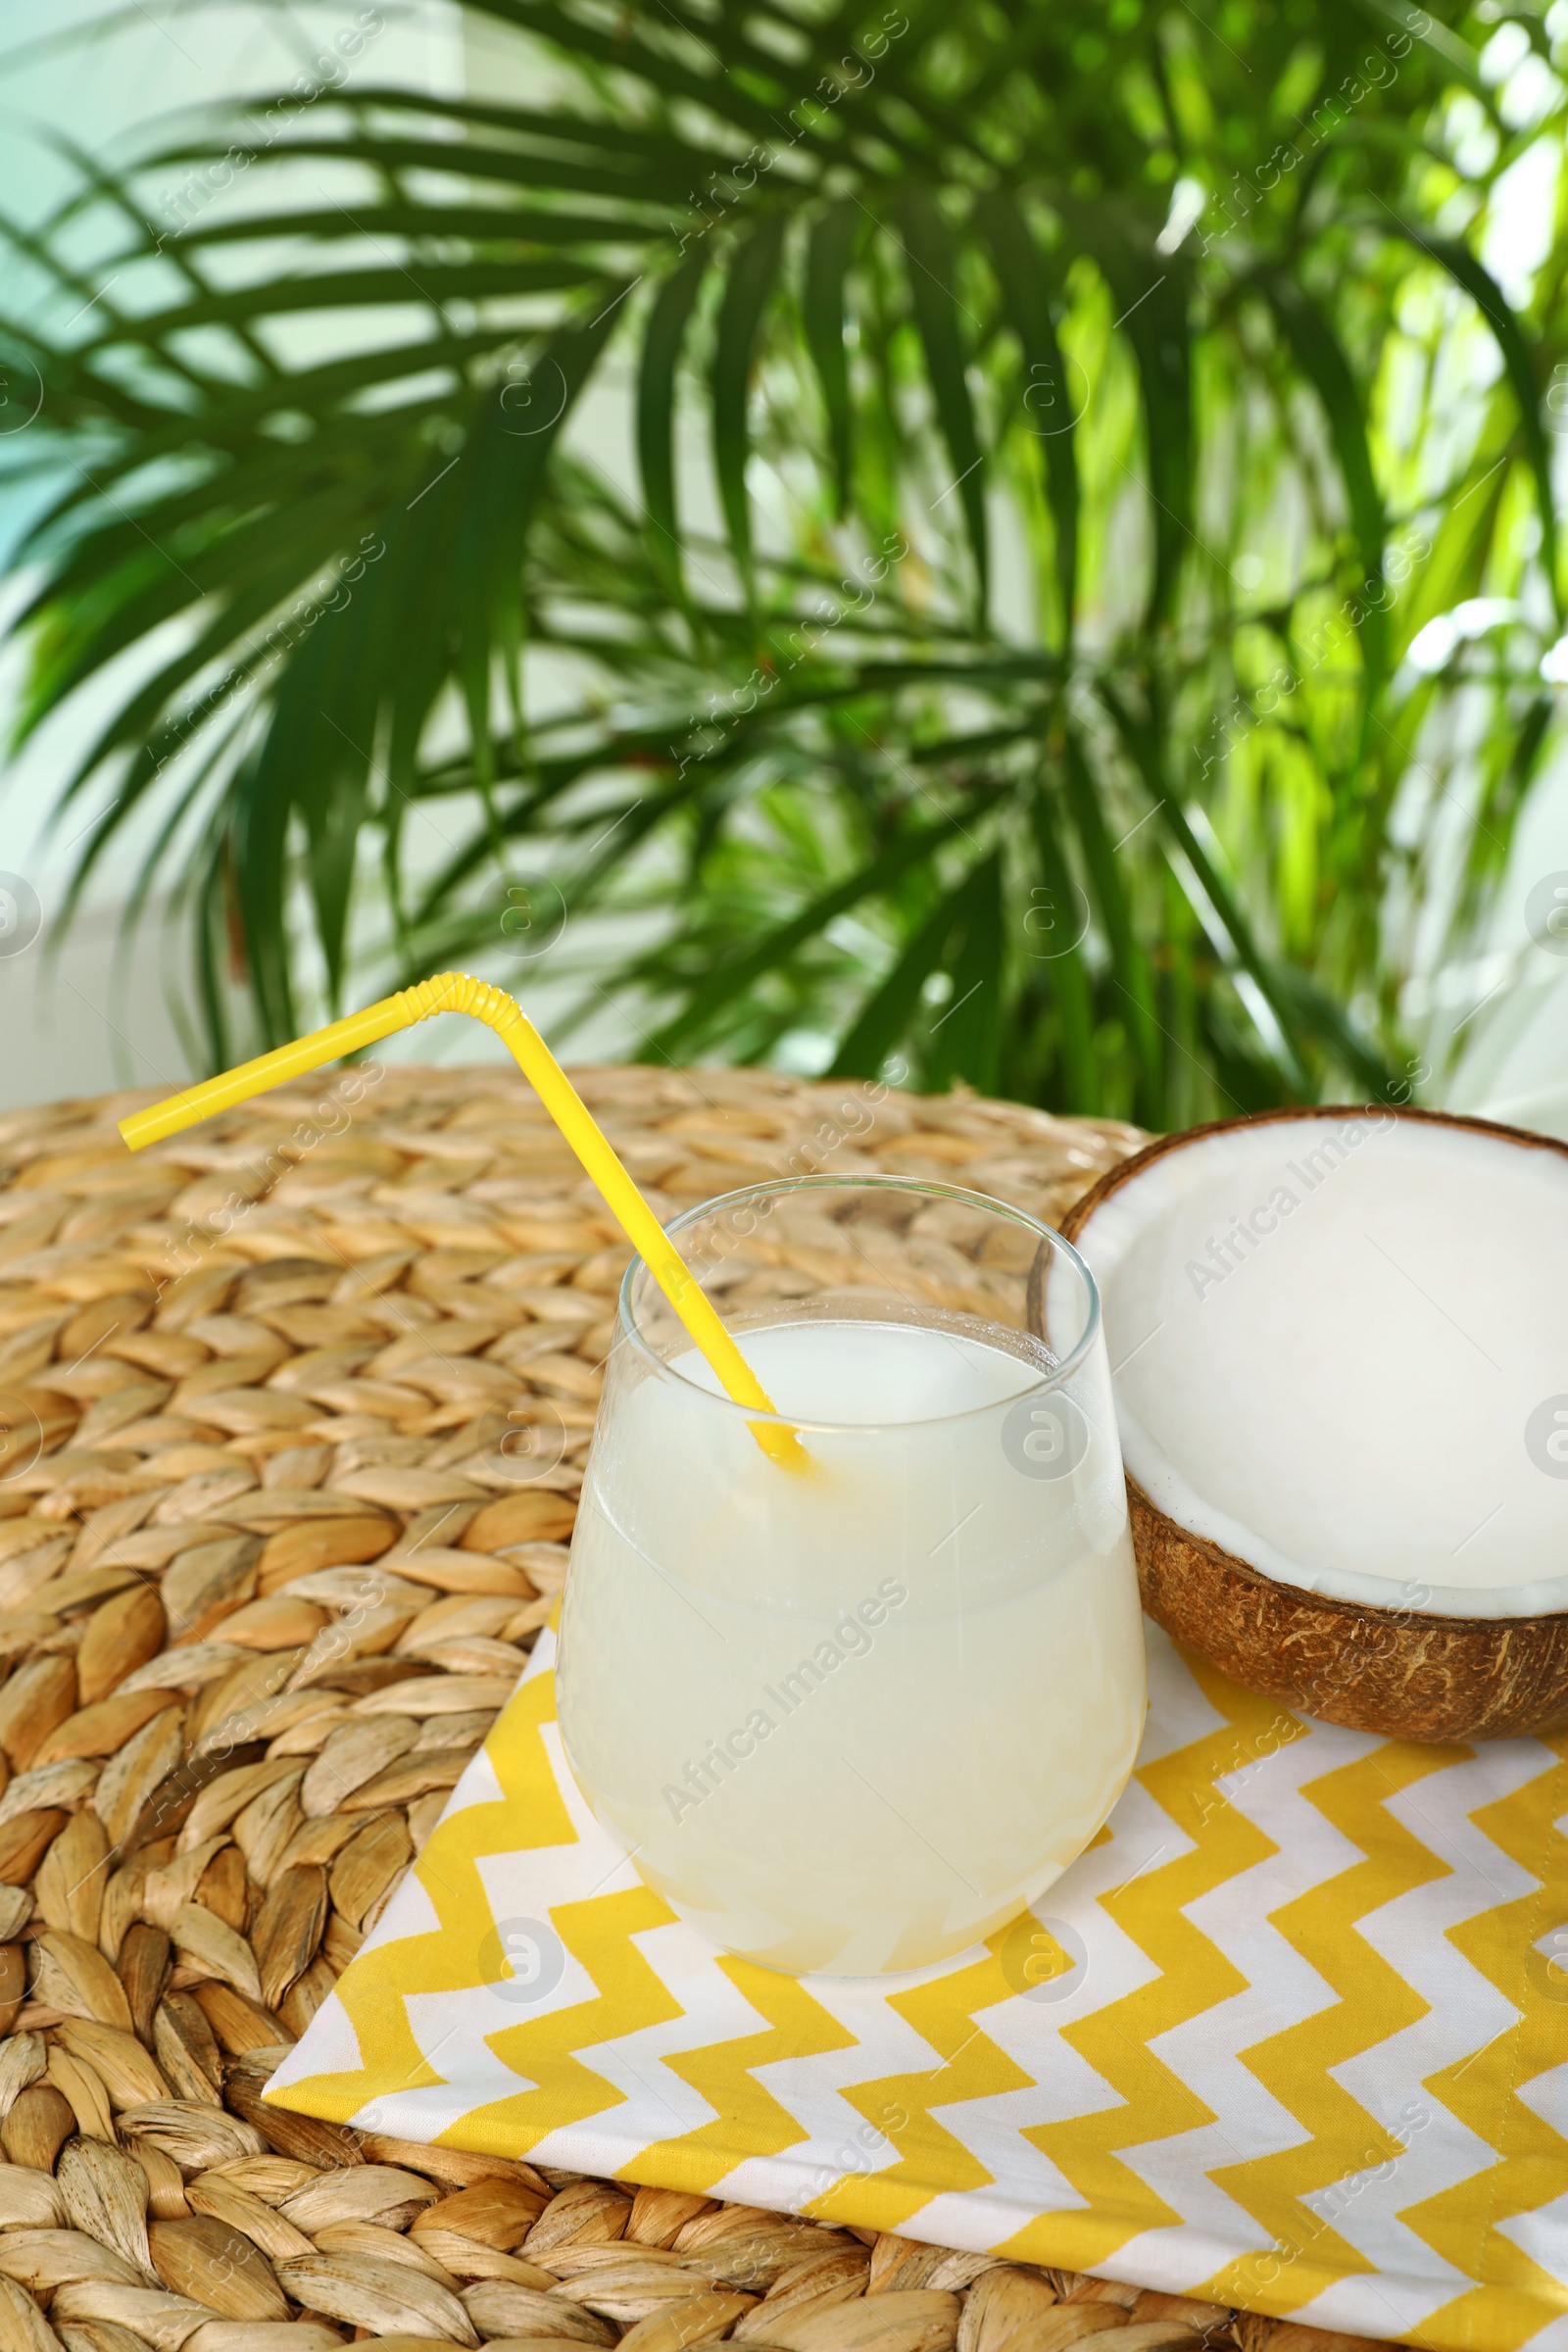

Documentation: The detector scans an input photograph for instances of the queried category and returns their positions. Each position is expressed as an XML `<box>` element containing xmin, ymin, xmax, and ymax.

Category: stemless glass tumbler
<box><xmin>556</xmin><ymin>1175</ymin><xmax>1145</xmax><ymax>1977</ymax></box>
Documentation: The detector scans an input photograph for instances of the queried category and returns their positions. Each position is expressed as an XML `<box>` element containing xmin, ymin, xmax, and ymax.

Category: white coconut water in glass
<box><xmin>557</xmin><ymin>1177</ymin><xmax>1145</xmax><ymax>1977</ymax></box>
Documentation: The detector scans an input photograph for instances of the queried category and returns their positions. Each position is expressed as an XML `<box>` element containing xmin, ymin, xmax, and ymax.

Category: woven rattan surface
<box><xmin>0</xmin><ymin>1063</ymin><xmax>1392</xmax><ymax>2352</ymax></box>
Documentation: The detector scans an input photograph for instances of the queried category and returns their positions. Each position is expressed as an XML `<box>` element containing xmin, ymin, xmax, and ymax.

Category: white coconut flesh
<box><xmin>1071</xmin><ymin>1114</ymin><xmax>1568</xmax><ymax>1620</ymax></box>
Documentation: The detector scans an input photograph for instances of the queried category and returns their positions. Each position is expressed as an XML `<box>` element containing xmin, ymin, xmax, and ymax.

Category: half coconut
<box><xmin>1060</xmin><ymin>1105</ymin><xmax>1568</xmax><ymax>1741</ymax></box>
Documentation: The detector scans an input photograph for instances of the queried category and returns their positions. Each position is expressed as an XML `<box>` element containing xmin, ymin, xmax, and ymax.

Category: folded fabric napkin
<box><xmin>269</xmin><ymin>1622</ymin><xmax>1568</xmax><ymax>2351</ymax></box>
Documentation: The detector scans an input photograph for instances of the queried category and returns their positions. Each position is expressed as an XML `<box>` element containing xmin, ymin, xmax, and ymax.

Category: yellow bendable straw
<box><xmin>120</xmin><ymin>972</ymin><xmax>808</xmax><ymax>1471</ymax></box>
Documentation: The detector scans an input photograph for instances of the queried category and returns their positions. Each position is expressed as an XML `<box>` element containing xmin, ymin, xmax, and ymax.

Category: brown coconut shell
<box><xmin>1061</xmin><ymin>1103</ymin><xmax>1568</xmax><ymax>1743</ymax></box>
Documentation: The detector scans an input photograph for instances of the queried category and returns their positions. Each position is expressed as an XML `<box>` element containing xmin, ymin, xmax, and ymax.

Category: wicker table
<box><xmin>0</xmin><ymin>1065</ymin><xmax>1389</xmax><ymax>2352</ymax></box>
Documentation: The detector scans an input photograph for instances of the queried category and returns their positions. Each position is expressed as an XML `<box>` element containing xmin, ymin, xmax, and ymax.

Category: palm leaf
<box><xmin>710</xmin><ymin>217</ymin><xmax>788</xmax><ymax>593</ymax></box>
<box><xmin>897</xmin><ymin>184</ymin><xmax>990</xmax><ymax>614</ymax></box>
<box><xmin>976</xmin><ymin>190</ymin><xmax>1079</xmax><ymax>651</ymax></box>
<box><xmin>804</xmin><ymin>199</ymin><xmax>861</xmax><ymax>517</ymax></box>
<box><xmin>637</xmin><ymin>249</ymin><xmax>709</xmax><ymax>602</ymax></box>
<box><xmin>1386</xmin><ymin>220</ymin><xmax>1560</xmax><ymax>603</ymax></box>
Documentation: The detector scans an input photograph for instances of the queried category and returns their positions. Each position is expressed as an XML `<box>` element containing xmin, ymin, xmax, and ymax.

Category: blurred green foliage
<box><xmin>2</xmin><ymin>0</ymin><xmax>1563</xmax><ymax>1118</ymax></box>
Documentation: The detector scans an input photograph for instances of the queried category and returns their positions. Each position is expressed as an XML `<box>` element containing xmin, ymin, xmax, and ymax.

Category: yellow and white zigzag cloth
<box><xmin>269</xmin><ymin>1623</ymin><xmax>1568</xmax><ymax>2350</ymax></box>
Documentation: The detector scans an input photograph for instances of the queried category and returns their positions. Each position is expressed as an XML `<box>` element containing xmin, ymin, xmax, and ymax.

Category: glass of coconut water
<box><xmin>556</xmin><ymin>1175</ymin><xmax>1145</xmax><ymax>1977</ymax></box>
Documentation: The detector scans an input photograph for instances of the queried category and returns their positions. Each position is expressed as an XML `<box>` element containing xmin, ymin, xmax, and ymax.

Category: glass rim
<box><xmin>615</xmin><ymin>1171</ymin><xmax>1103</xmax><ymax>1435</ymax></box>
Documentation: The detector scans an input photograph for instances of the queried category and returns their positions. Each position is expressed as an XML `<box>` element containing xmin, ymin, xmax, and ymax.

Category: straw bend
<box><xmin>119</xmin><ymin>970</ymin><xmax>522</xmax><ymax>1152</ymax></box>
<box><xmin>119</xmin><ymin>971</ymin><xmax>808</xmax><ymax>1472</ymax></box>
<box><xmin>398</xmin><ymin>968</ymin><xmax>532</xmax><ymax>1035</ymax></box>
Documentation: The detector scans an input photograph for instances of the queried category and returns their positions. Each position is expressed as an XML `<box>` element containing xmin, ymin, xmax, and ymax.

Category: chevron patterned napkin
<box><xmin>268</xmin><ymin>1621</ymin><xmax>1568</xmax><ymax>2352</ymax></box>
